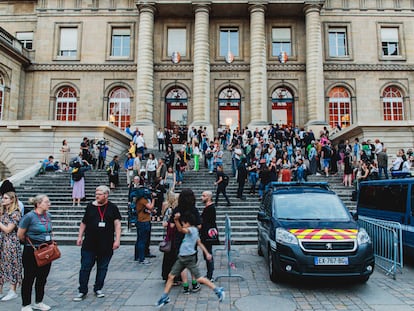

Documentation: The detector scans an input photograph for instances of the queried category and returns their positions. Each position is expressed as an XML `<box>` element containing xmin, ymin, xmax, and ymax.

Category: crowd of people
<box><xmin>2</xmin><ymin>122</ymin><xmax>414</xmax><ymax>310</ymax></box>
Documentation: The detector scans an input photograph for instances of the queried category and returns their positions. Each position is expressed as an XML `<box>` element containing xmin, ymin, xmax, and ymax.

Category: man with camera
<box><xmin>134</xmin><ymin>188</ymin><xmax>155</xmax><ymax>265</ymax></box>
<box><xmin>97</xmin><ymin>140</ymin><xmax>109</xmax><ymax>170</ymax></box>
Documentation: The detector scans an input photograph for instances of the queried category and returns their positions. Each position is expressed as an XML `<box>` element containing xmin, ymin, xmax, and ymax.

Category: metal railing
<box><xmin>358</xmin><ymin>216</ymin><xmax>403</xmax><ymax>279</ymax></box>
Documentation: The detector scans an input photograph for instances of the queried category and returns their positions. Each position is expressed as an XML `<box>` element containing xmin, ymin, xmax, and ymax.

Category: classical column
<box><xmin>192</xmin><ymin>3</ymin><xmax>210</xmax><ymax>124</ymax></box>
<box><xmin>135</xmin><ymin>3</ymin><xmax>156</xmax><ymax>145</ymax></box>
<box><xmin>248</xmin><ymin>3</ymin><xmax>268</xmax><ymax>129</ymax></box>
<box><xmin>190</xmin><ymin>2</ymin><xmax>213</xmax><ymax>137</ymax></box>
<box><xmin>304</xmin><ymin>2</ymin><xmax>326</xmax><ymax>126</ymax></box>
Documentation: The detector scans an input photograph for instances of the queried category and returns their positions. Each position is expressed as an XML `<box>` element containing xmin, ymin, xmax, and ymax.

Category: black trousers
<box><xmin>21</xmin><ymin>246</ymin><xmax>51</xmax><ymax>307</ymax></box>
<box><xmin>215</xmin><ymin>185</ymin><xmax>230</xmax><ymax>204</ymax></box>
<box><xmin>237</xmin><ymin>180</ymin><xmax>246</xmax><ymax>198</ymax></box>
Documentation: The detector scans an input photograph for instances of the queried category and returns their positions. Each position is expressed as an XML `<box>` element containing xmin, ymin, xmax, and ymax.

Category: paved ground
<box><xmin>3</xmin><ymin>245</ymin><xmax>414</xmax><ymax>311</ymax></box>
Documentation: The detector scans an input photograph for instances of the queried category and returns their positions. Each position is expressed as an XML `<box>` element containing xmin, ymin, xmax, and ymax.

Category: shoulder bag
<box><xmin>27</xmin><ymin>237</ymin><xmax>61</xmax><ymax>267</ymax></box>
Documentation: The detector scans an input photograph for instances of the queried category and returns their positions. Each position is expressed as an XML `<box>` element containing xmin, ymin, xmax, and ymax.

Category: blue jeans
<box><xmin>248</xmin><ymin>172</ymin><xmax>258</xmax><ymax>186</ymax></box>
<box><xmin>176</xmin><ymin>169</ymin><xmax>183</xmax><ymax>182</ymax></box>
<box><xmin>136</xmin><ymin>221</ymin><xmax>151</xmax><ymax>262</ymax></box>
<box><xmin>207</xmin><ymin>157</ymin><xmax>214</xmax><ymax>172</ymax></box>
<box><xmin>78</xmin><ymin>249</ymin><xmax>112</xmax><ymax>294</ymax></box>
<box><xmin>378</xmin><ymin>166</ymin><xmax>389</xmax><ymax>179</ymax></box>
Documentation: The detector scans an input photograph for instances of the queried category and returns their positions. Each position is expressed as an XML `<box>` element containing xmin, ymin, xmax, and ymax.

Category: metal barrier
<box><xmin>358</xmin><ymin>216</ymin><xmax>403</xmax><ymax>279</ymax></box>
<box><xmin>215</xmin><ymin>214</ymin><xmax>244</xmax><ymax>281</ymax></box>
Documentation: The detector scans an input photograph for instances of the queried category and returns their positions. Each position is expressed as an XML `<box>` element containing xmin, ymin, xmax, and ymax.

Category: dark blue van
<box><xmin>357</xmin><ymin>178</ymin><xmax>414</xmax><ymax>251</ymax></box>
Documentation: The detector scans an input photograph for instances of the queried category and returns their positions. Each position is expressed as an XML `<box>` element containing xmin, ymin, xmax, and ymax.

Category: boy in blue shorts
<box><xmin>156</xmin><ymin>212</ymin><xmax>225</xmax><ymax>307</ymax></box>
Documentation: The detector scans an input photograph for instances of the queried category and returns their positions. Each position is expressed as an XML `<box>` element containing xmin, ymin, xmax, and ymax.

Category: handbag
<box><xmin>159</xmin><ymin>222</ymin><xmax>175</xmax><ymax>253</ymax></box>
<box><xmin>203</xmin><ymin>226</ymin><xmax>220</xmax><ymax>245</ymax></box>
<box><xmin>27</xmin><ymin>237</ymin><xmax>61</xmax><ymax>267</ymax></box>
<box><xmin>159</xmin><ymin>239</ymin><xmax>172</xmax><ymax>253</ymax></box>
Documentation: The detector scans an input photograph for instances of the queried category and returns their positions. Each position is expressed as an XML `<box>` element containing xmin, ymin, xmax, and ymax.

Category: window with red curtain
<box><xmin>328</xmin><ymin>86</ymin><xmax>351</xmax><ymax>129</ymax></box>
<box><xmin>382</xmin><ymin>86</ymin><xmax>403</xmax><ymax>121</ymax></box>
<box><xmin>108</xmin><ymin>87</ymin><xmax>130</xmax><ymax>130</ymax></box>
<box><xmin>56</xmin><ymin>86</ymin><xmax>77</xmax><ymax>121</ymax></box>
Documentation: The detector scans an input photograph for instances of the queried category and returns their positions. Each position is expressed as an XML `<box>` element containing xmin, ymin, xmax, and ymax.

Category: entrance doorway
<box><xmin>271</xmin><ymin>87</ymin><xmax>294</xmax><ymax>126</ymax></box>
<box><xmin>218</xmin><ymin>85</ymin><xmax>241</xmax><ymax>131</ymax></box>
<box><xmin>165</xmin><ymin>87</ymin><xmax>188</xmax><ymax>144</ymax></box>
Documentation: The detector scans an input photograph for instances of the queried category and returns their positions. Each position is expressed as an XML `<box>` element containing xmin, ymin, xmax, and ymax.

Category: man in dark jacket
<box><xmin>200</xmin><ymin>191</ymin><xmax>217</xmax><ymax>281</ymax></box>
<box><xmin>377</xmin><ymin>147</ymin><xmax>389</xmax><ymax>179</ymax></box>
<box><xmin>236</xmin><ymin>157</ymin><xmax>248</xmax><ymax>200</ymax></box>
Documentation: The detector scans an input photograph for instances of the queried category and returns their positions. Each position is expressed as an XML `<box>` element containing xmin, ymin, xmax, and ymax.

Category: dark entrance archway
<box><xmin>165</xmin><ymin>86</ymin><xmax>188</xmax><ymax>143</ymax></box>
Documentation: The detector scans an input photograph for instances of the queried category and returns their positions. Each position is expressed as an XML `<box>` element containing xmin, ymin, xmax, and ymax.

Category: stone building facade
<box><xmin>1</xmin><ymin>0</ymin><xmax>414</xmax><ymax>175</ymax></box>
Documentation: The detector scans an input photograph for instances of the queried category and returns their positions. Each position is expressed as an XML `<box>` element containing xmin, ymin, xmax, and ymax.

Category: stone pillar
<box><xmin>134</xmin><ymin>3</ymin><xmax>156</xmax><ymax>146</ymax></box>
<box><xmin>190</xmin><ymin>3</ymin><xmax>213</xmax><ymax>138</ymax></box>
<box><xmin>248</xmin><ymin>3</ymin><xmax>268</xmax><ymax>129</ymax></box>
<box><xmin>304</xmin><ymin>2</ymin><xmax>326</xmax><ymax>128</ymax></box>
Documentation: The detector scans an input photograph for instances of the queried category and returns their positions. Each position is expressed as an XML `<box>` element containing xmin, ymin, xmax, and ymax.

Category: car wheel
<box><xmin>357</xmin><ymin>275</ymin><xmax>370</xmax><ymax>283</ymax></box>
<box><xmin>268</xmin><ymin>249</ymin><xmax>280</xmax><ymax>283</ymax></box>
<box><xmin>257</xmin><ymin>235</ymin><xmax>263</xmax><ymax>256</ymax></box>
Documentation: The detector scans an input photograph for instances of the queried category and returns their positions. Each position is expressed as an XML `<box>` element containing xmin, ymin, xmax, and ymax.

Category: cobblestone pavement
<box><xmin>3</xmin><ymin>245</ymin><xmax>414</xmax><ymax>310</ymax></box>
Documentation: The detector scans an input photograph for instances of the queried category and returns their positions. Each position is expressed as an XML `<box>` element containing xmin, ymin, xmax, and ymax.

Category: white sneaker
<box><xmin>1</xmin><ymin>290</ymin><xmax>18</xmax><ymax>301</ymax></box>
<box><xmin>32</xmin><ymin>302</ymin><xmax>51</xmax><ymax>311</ymax></box>
<box><xmin>21</xmin><ymin>306</ymin><xmax>33</xmax><ymax>311</ymax></box>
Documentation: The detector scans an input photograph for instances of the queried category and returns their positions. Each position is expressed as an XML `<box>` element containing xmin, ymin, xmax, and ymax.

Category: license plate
<box><xmin>314</xmin><ymin>257</ymin><xmax>349</xmax><ymax>265</ymax></box>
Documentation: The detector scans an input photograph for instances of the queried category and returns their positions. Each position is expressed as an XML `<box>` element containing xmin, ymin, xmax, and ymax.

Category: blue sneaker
<box><xmin>215</xmin><ymin>287</ymin><xmax>225</xmax><ymax>302</ymax></box>
<box><xmin>156</xmin><ymin>295</ymin><xmax>170</xmax><ymax>308</ymax></box>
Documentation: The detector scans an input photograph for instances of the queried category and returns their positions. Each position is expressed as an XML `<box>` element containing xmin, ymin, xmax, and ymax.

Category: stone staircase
<box><xmin>15</xmin><ymin>149</ymin><xmax>355</xmax><ymax>245</ymax></box>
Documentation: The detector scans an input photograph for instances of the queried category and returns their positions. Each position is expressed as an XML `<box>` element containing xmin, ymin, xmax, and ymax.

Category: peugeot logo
<box><xmin>326</xmin><ymin>243</ymin><xmax>333</xmax><ymax>250</ymax></box>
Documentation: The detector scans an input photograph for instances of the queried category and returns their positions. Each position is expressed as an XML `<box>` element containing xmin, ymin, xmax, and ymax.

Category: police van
<box><xmin>357</xmin><ymin>178</ymin><xmax>414</xmax><ymax>252</ymax></box>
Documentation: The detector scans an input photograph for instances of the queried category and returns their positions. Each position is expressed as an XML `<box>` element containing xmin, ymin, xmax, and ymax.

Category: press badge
<box><xmin>98</xmin><ymin>222</ymin><xmax>106</xmax><ymax>228</ymax></box>
<box><xmin>45</xmin><ymin>235</ymin><xmax>51</xmax><ymax>241</ymax></box>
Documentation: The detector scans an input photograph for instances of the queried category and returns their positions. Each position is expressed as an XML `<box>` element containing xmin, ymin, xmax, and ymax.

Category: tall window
<box><xmin>328</xmin><ymin>87</ymin><xmax>351</xmax><ymax>129</ymax></box>
<box><xmin>0</xmin><ymin>75</ymin><xmax>4</xmax><ymax>120</ymax></box>
<box><xmin>167</xmin><ymin>28</ymin><xmax>186</xmax><ymax>57</ymax></box>
<box><xmin>59</xmin><ymin>27</ymin><xmax>78</xmax><ymax>56</ymax></box>
<box><xmin>219</xmin><ymin>28</ymin><xmax>239</xmax><ymax>57</ymax></box>
<box><xmin>328</xmin><ymin>27</ymin><xmax>348</xmax><ymax>57</ymax></box>
<box><xmin>111</xmin><ymin>28</ymin><xmax>130</xmax><ymax>57</ymax></box>
<box><xmin>56</xmin><ymin>86</ymin><xmax>77</xmax><ymax>121</ymax></box>
<box><xmin>383</xmin><ymin>86</ymin><xmax>404</xmax><ymax>121</ymax></box>
<box><xmin>108</xmin><ymin>87</ymin><xmax>130</xmax><ymax>130</ymax></box>
<box><xmin>16</xmin><ymin>32</ymin><xmax>33</xmax><ymax>50</ymax></box>
<box><xmin>381</xmin><ymin>27</ymin><xmax>399</xmax><ymax>56</ymax></box>
<box><xmin>272</xmin><ymin>28</ymin><xmax>291</xmax><ymax>56</ymax></box>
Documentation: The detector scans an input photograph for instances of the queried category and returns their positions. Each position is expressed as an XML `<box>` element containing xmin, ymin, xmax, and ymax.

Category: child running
<box><xmin>156</xmin><ymin>212</ymin><xmax>225</xmax><ymax>307</ymax></box>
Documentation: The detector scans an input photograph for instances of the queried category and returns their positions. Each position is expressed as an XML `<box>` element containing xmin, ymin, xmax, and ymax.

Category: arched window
<box><xmin>56</xmin><ymin>86</ymin><xmax>77</xmax><ymax>121</ymax></box>
<box><xmin>218</xmin><ymin>85</ymin><xmax>241</xmax><ymax>129</ymax></box>
<box><xmin>328</xmin><ymin>86</ymin><xmax>351</xmax><ymax>129</ymax></box>
<box><xmin>382</xmin><ymin>86</ymin><xmax>404</xmax><ymax>121</ymax></box>
<box><xmin>108</xmin><ymin>87</ymin><xmax>130</xmax><ymax>130</ymax></box>
<box><xmin>271</xmin><ymin>87</ymin><xmax>294</xmax><ymax>126</ymax></box>
<box><xmin>0</xmin><ymin>75</ymin><xmax>4</xmax><ymax>120</ymax></box>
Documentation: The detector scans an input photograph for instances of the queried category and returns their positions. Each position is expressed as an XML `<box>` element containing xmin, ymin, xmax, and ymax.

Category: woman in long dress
<box><xmin>0</xmin><ymin>191</ymin><xmax>23</xmax><ymax>301</ymax></box>
<box><xmin>60</xmin><ymin>139</ymin><xmax>71</xmax><ymax>171</ymax></box>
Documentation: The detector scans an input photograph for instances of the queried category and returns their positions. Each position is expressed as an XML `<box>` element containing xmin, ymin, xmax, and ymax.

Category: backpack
<box><xmin>128</xmin><ymin>187</ymin><xmax>153</xmax><ymax>225</ymax></box>
<box><xmin>71</xmin><ymin>168</ymin><xmax>83</xmax><ymax>181</ymax></box>
<box><xmin>222</xmin><ymin>174</ymin><xmax>229</xmax><ymax>187</ymax></box>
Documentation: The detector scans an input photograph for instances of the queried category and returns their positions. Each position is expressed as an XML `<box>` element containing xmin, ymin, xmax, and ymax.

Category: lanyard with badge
<box><xmin>98</xmin><ymin>204</ymin><xmax>108</xmax><ymax>228</ymax></box>
<box><xmin>36</xmin><ymin>211</ymin><xmax>51</xmax><ymax>241</ymax></box>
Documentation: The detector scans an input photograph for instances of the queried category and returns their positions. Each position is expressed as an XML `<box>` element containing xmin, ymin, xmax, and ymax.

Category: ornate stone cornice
<box><xmin>27</xmin><ymin>63</ymin><xmax>137</xmax><ymax>72</ymax></box>
<box><xmin>26</xmin><ymin>62</ymin><xmax>414</xmax><ymax>73</ymax></box>
<box><xmin>267</xmin><ymin>64</ymin><xmax>306</xmax><ymax>71</ymax></box>
<box><xmin>211</xmin><ymin>64</ymin><xmax>250</xmax><ymax>72</ymax></box>
<box><xmin>154</xmin><ymin>64</ymin><xmax>194</xmax><ymax>72</ymax></box>
<box><xmin>324</xmin><ymin>63</ymin><xmax>414</xmax><ymax>71</ymax></box>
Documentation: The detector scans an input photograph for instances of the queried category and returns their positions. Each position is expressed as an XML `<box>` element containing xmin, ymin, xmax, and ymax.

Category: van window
<box><xmin>359</xmin><ymin>185</ymin><xmax>407</xmax><ymax>213</ymax></box>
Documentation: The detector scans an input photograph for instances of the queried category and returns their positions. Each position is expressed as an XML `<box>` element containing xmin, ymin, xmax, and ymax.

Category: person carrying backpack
<box><xmin>71</xmin><ymin>159</ymin><xmax>91</xmax><ymax>206</ymax></box>
<box><xmin>214</xmin><ymin>165</ymin><xmax>231</xmax><ymax>206</ymax></box>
